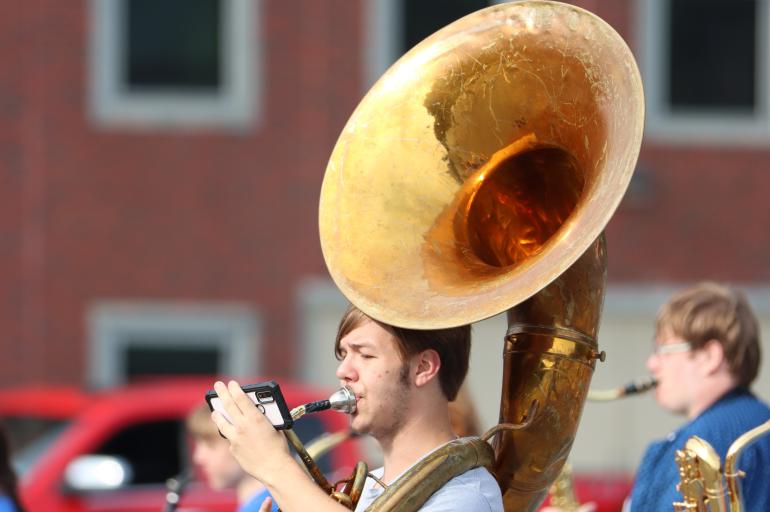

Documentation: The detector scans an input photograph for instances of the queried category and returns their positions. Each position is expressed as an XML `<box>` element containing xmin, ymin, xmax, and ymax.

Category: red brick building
<box><xmin>2</xmin><ymin>0</ymin><xmax>769</xmax><ymax>408</ymax></box>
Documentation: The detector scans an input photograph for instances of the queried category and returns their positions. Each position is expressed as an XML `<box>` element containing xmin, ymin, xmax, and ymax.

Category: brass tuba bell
<box><xmin>319</xmin><ymin>1</ymin><xmax>644</xmax><ymax>510</ymax></box>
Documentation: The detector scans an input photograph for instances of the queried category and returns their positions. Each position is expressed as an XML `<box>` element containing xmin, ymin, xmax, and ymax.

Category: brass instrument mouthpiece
<box><xmin>328</xmin><ymin>387</ymin><xmax>357</xmax><ymax>414</ymax></box>
<box><xmin>291</xmin><ymin>387</ymin><xmax>357</xmax><ymax>420</ymax></box>
<box><xmin>623</xmin><ymin>377</ymin><xmax>658</xmax><ymax>396</ymax></box>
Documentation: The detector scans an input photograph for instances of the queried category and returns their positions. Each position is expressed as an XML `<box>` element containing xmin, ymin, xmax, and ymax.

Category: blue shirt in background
<box><xmin>238</xmin><ymin>487</ymin><xmax>278</xmax><ymax>512</ymax></box>
<box><xmin>629</xmin><ymin>387</ymin><xmax>770</xmax><ymax>511</ymax></box>
<box><xmin>0</xmin><ymin>495</ymin><xmax>18</xmax><ymax>512</ymax></box>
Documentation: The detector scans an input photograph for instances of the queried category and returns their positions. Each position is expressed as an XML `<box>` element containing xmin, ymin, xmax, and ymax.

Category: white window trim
<box><xmin>87</xmin><ymin>301</ymin><xmax>260</xmax><ymax>388</ymax></box>
<box><xmin>89</xmin><ymin>0</ymin><xmax>259</xmax><ymax>130</ymax></box>
<box><xmin>637</xmin><ymin>0</ymin><xmax>770</xmax><ymax>145</ymax></box>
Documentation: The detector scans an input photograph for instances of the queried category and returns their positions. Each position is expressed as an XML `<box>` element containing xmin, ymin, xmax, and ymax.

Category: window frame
<box><xmin>363</xmin><ymin>0</ymin><xmax>506</xmax><ymax>88</ymax></box>
<box><xmin>88</xmin><ymin>0</ymin><xmax>259</xmax><ymax>130</ymax></box>
<box><xmin>637</xmin><ymin>0</ymin><xmax>770</xmax><ymax>145</ymax></box>
<box><xmin>87</xmin><ymin>301</ymin><xmax>260</xmax><ymax>388</ymax></box>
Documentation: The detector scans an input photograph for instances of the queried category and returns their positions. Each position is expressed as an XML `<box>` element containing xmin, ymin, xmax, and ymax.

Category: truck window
<box><xmin>93</xmin><ymin>419</ymin><xmax>182</xmax><ymax>485</ymax></box>
<box><xmin>89</xmin><ymin>415</ymin><xmax>333</xmax><ymax>487</ymax></box>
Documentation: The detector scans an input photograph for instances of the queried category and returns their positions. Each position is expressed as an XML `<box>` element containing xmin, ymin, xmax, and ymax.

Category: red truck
<box><xmin>1</xmin><ymin>377</ymin><xmax>362</xmax><ymax>512</ymax></box>
<box><xmin>2</xmin><ymin>378</ymin><xmax>631</xmax><ymax>512</ymax></box>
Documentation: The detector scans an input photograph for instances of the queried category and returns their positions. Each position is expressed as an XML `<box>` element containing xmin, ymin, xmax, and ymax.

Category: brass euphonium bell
<box><xmin>319</xmin><ymin>1</ymin><xmax>644</xmax><ymax>510</ymax></box>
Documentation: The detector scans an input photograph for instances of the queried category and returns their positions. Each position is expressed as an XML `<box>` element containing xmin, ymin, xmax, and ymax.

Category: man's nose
<box><xmin>646</xmin><ymin>352</ymin><xmax>658</xmax><ymax>373</ymax></box>
<box><xmin>336</xmin><ymin>357</ymin><xmax>356</xmax><ymax>382</ymax></box>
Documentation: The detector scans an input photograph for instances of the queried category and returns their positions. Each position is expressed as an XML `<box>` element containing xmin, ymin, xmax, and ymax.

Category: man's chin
<box><xmin>349</xmin><ymin>417</ymin><xmax>370</xmax><ymax>435</ymax></box>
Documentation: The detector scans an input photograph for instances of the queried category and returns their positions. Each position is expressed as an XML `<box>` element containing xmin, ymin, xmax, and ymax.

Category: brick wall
<box><xmin>0</xmin><ymin>0</ymin><xmax>362</xmax><ymax>385</ymax></box>
<box><xmin>1</xmin><ymin>0</ymin><xmax>768</xmax><ymax>385</ymax></box>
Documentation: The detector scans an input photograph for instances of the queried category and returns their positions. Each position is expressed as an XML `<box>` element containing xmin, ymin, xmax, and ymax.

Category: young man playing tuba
<box><xmin>211</xmin><ymin>304</ymin><xmax>503</xmax><ymax>511</ymax></box>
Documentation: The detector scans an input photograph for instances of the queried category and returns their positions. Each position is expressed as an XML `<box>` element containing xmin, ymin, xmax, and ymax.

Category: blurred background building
<box><xmin>2</xmin><ymin>0</ymin><xmax>770</xmax><ymax>475</ymax></box>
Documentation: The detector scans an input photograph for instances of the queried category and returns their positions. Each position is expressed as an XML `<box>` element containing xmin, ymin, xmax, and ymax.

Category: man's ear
<box><xmin>413</xmin><ymin>349</ymin><xmax>441</xmax><ymax>388</ymax></box>
<box><xmin>698</xmin><ymin>339</ymin><xmax>726</xmax><ymax>376</ymax></box>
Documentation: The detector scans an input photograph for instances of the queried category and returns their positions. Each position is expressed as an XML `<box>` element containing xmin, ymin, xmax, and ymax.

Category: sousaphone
<box><xmin>319</xmin><ymin>1</ymin><xmax>644</xmax><ymax>510</ymax></box>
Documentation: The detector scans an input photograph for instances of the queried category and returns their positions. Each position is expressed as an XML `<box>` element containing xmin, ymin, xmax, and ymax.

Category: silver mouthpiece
<box><xmin>329</xmin><ymin>387</ymin><xmax>357</xmax><ymax>414</ymax></box>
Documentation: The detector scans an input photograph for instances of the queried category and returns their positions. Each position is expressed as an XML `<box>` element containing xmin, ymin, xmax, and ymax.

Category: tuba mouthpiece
<box><xmin>329</xmin><ymin>387</ymin><xmax>357</xmax><ymax>414</ymax></box>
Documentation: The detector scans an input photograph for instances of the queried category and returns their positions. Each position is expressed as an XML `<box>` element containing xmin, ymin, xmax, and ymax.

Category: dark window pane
<box><xmin>125</xmin><ymin>0</ymin><xmax>221</xmax><ymax>90</ymax></box>
<box><xmin>402</xmin><ymin>0</ymin><xmax>490</xmax><ymax>53</ymax></box>
<box><xmin>95</xmin><ymin>420</ymin><xmax>182</xmax><ymax>485</ymax></box>
<box><xmin>669</xmin><ymin>0</ymin><xmax>756</xmax><ymax>112</ymax></box>
<box><xmin>125</xmin><ymin>344</ymin><xmax>221</xmax><ymax>378</ymax></box>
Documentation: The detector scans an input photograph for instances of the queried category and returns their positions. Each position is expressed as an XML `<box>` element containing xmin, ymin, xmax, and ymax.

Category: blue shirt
<box><xmin>0</xmin><ymin>495</ymin><xmax>18</xmax><ymax>512</ymax></box>
<box><xmin>629</xmin><ymin>388</ymin><xmax>770</xmax><ymax>511</ymax></box>
<box><xmin>238</xmin><ymin>488</ymin><xmax>278</xmax><ymax>512</ymax></box>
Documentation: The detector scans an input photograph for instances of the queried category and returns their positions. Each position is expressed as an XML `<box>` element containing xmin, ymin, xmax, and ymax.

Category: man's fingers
<box><xmin>214</xmin><ymin>380</ymin><xmax>244</xmax><ymax>420</ymax></box>
<box><xmin>210</xmin><ymin>410</ymin><xmax>235</xmax><ymax>439</ymax></box>
<box><xmin>228</xmin><ymin>380</ymin><xmax>261</xmax><ymax>420</ymax></box>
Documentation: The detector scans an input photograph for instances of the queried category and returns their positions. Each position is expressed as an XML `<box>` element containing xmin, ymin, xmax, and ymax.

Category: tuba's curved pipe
<box><xmin>318</xmin><ymin>2</ymin><xmax>644</xmax><ymax>510</ymax></box>
<box><xmin>283</xmin><ymin>388</ymin><xmax>365</xmax><ymax>508</ymax></box>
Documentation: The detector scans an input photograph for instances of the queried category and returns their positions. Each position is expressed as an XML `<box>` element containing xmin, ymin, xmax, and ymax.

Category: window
<box><xmin>639</xmin><ymin>0</ymin><xmax>770</xmax><ymax>143</ymax></box>
<box><xmin>87</xmin><ymin>301</ymin><xmax>260</xmax><ymax>387</ymax></box>
<box><xmin>89</xmin><ymin>0</ymin><xmax>259</xmax><ymax>129</ymax></box>
<box><xmin>364</xmin><ymin>0</ymin><xmax>499</xmax><ymax>87</ymax></box>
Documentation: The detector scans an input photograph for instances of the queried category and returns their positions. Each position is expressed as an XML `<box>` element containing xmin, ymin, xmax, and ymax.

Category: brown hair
<box><xmin>656</xmin><ymin>282</ymin><xmax>761</xmax><ymax>388</ymax></box>
<box><xmin>334</xmin><ymin>304</ymin><xmax>472</xmax><ymax>401</ymax></box>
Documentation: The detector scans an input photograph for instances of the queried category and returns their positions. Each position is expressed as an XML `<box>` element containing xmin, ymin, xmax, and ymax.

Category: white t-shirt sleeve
<box><xmin>419</xmin><ymin>467</ymin><xmax>503</xmax><ymax>512</ymax></box>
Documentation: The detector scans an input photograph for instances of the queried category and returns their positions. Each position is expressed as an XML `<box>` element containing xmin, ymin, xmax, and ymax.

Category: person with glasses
<box><xmin>627</xmin><ymin>282</ymin><xmax>770</xmax><ymax>511</ymax></box>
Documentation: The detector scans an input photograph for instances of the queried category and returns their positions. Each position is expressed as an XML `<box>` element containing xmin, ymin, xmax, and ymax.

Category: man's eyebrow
<box><xmin>342</xmin><ymin>341</ymin><xmax>374</xmax><ymax>352</ymax></box>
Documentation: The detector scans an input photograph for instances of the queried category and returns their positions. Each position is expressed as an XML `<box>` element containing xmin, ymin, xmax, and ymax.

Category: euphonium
<box><xmin>318</xmin><ymin>1</ymin><xmax>644</xmax><ymax>510</ymax></box>
<box><xmin>674</xmin><ymin>419</ymin><xmax>770</xmax><ymax>512</ymax></box>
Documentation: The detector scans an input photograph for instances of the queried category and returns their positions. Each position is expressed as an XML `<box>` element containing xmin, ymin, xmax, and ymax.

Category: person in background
<box><xmin>628</xmin><ymin>282</ymin><xmax>770</xmax><ymax>510</ymax></box>
<box><xmin>447</xmin><ymin>385</ymin><xmax>482</xmax><ymax>438</ymax></box>
<box><xmin>186</xmin><ymin>404</ymin><xmax>278</xmax><ymax>512</ymax></box>
<box><xmin>0</xmin><ymin>424</ymin><xmax>23</xmax><ymax>512</ymax></box>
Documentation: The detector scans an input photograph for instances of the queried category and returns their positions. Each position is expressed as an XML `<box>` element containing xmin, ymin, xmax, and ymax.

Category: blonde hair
<box><xmin>186</xmin><ymin>403</ymin><xmax>218</xmax><ymax>438</ymax></box>
<box><xmin>656</xmin><ymin>282</ymin><xmax>760</xmax><ymax>388</ymax></box>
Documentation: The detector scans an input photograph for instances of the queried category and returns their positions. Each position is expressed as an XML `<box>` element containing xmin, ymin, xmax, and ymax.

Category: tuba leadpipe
<box><xmin>318</xmin><ymin>2</ymin><xmax>644</xmax><ymax>510</ymax></box>
<box><xmin>282</xmin><ymin>388</ymin><xmax>365</xmax><ymax>507</ymax></box>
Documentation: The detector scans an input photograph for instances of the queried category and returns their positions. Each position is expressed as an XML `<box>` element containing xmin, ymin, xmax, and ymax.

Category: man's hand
<box><xmin>210</xmin><ymin>380</ymin><xmax>293</xmax><ymax>483</ymax></box>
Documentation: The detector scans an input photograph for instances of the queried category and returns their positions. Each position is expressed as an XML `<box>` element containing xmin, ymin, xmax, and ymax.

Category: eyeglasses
<box><xmin>651</xmin><ymin>341</ymin><xmax>693</xmax><ymax>356</ymax></box>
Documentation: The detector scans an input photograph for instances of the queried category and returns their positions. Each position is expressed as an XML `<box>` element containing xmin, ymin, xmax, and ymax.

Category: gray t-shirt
<box><xmin>355</xmin><ymin>465</ymin><xmax>503</xmax><ymax>511</ymax></box>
